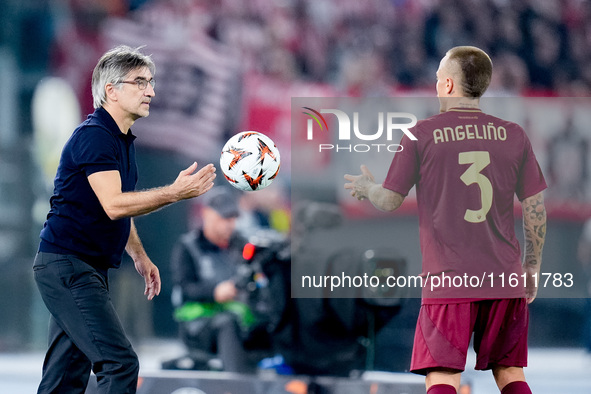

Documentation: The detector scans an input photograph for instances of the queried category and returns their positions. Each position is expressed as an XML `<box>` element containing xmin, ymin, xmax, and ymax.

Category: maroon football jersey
<box><xmin>383</xmin><ymin>108</ymin><xmax>547</xmax><ymax>302</ymax></box>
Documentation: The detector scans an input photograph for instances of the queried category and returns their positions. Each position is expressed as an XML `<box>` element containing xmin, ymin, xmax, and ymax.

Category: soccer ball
<box><xmin>220</xmin><ymin>131</ymin><xmax>281</xmax><ymax>191</ymax></box>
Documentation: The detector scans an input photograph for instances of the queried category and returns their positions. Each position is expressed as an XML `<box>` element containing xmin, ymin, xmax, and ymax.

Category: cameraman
<box><xmin>170</xmin><ymin>187</ymin><xmax>255</xmax><ymax>373</ymax></box>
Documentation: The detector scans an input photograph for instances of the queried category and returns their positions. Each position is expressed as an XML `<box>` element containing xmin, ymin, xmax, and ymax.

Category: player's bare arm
<box><xmin>125</xmin><ymin>219</ymin><xmax>161</xmax><ymax>300</ymax></box>
<box><xmin>344</xmin><ymin>165</ymin><xmax>405</xmax><ymax>212</ymax></box>
<box><xmin>88</xmin><ymin>162</ymin><xmax>216</xmax><ymax>220</ymax></box>
<box><xmin>521</xmin><ymin>191</ymin><xmax>547</xmax><ymax>303</ymax></box>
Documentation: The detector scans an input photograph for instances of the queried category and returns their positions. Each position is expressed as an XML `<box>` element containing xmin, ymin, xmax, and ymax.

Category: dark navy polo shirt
<box><xmin>39</xmin><ymin>107</ymin><xmax>138</xmax><ymax>274</ymax></box>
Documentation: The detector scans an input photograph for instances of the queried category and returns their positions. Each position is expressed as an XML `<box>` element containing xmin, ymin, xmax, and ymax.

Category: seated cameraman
<box><xmin>170</xmin><ymin>187</ymin><xmax>256</xmax><ymax>373</ymax></box>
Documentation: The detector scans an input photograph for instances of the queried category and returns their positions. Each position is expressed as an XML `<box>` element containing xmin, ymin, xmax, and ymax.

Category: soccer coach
<box><xmin>33</xmin><ymin>45</ymin><xmax>216</xmax><ymax>393</ymax></box>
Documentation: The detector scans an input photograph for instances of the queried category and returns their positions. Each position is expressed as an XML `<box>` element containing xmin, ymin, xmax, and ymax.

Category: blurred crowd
<box><xmin>48</xmin><ymin>0</ymin><xmax>591</xmax><ymax>104</ymax></box>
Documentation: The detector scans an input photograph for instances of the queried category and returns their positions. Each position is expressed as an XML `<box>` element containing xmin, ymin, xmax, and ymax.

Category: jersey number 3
<box><xmin>459</xmin><ymin>151</ymin><xmax>493</xmax><ymax>223</ymax></box>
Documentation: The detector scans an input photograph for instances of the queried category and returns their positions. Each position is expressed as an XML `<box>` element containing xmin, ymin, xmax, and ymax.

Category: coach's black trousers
<box><xmin>33</xmin><ymin>252</ymin><xmax>139</xmax><ymax>394</ymax></box>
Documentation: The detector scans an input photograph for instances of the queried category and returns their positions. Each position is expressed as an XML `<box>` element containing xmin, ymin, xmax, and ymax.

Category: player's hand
<box><xmin>344</xmin><ymin>164</ymin><xmax>376</xmax><ymax>201</ymax></box>
<box><xmin>524</xmin><ymin>270</ymin><xmax>538</xmax><ymax>304</ymax></box>
<box><xmin>172</xmin><ymin>162</ymin><xmax>216</xmax><ymax>201</ymax></box>
<box><xmin>134</xmin><ymin>258</ymin><xmax>161</xmax><ymax>300</ymax></box>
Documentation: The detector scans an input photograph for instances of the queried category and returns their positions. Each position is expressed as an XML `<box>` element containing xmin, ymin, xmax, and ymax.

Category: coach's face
<box><xmin>119</xmin><ymin>67</ymin><xmax>155</xmax><ymax>120</ymax></box>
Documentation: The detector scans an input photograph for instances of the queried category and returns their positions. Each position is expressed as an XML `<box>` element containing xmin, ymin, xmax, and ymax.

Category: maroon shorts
<box><xmin>410</xmin><ymin>298</ymin><xmax>529</xmax><ymax>375</ymax></box>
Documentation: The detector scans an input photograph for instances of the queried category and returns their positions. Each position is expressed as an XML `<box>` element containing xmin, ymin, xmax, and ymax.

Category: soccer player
<box><xmin>33</xmin><ymin>45</ymin><xmax>216</xmax><ymax>393</ymax></box>
<box><xmin>344</xmin><ymin>46</ymin><xmax>547</xmax><ymax>394</ymax></box>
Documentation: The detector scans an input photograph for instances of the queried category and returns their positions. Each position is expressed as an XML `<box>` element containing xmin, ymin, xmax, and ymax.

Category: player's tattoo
<box><xmin>522</xmin><ymin>192</ymin><xmax>546</xmax><ymax>267</ymax></box>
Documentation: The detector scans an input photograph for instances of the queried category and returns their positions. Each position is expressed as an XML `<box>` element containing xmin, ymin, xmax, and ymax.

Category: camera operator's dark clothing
<box><xmin>170</xmin><ymin>229</ymin><xmax>254</xmax><ymax>372</ymax></box>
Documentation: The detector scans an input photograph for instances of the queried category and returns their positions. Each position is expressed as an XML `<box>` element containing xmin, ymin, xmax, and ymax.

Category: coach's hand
<box><xmin>172</xmin><ymin>162</ymin><xmax>216</xmax><ymax>201</ymax></box>
<box><xmin>134</xmin><ymin>257</ymin><xmax>161</xmax><ymax>300</ymax></box>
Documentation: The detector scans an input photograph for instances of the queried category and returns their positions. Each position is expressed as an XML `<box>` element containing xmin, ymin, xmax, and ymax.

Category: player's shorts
<box><xmin>410</xmin><ymin>298</ymin><xmax>529</xmax><ymax>375</ymax></box>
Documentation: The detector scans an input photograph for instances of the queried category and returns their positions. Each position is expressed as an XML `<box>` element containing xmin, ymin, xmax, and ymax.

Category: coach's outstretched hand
<box><xmin>172</xmin><ymin>162</ymin><xmax>216</xmax><ymax>201</ymax></box>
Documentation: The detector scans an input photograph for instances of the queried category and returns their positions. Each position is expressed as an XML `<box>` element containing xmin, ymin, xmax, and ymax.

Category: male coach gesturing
<box><xmin>345</xmin><ymin>46</ymin><xmax>547</xmax><ymax>394</ymax></box>
<box><xmin>33</xmin><ymin>45</ymin><xmax>216</xmax><ymax>394</ymax></box>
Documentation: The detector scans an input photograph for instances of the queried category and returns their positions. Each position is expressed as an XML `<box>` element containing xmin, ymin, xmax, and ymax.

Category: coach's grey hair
<box><xmin>91</xmin><ymin>45</ymin><xmax>156</xmax><ymax>109</ymax></box>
